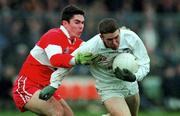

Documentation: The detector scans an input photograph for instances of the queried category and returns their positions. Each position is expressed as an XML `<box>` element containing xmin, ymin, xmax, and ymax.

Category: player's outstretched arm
<box><xmin>39</xmin><ymin>53</ymin><xmax>101</xmax><ymax>101</ymax></box>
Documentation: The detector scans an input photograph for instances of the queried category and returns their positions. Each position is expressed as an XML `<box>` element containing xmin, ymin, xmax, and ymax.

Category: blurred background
<box><xmin>0</xmin><ymin>0</ymin><xmax>180</xmax><ymax>115</ymax></box>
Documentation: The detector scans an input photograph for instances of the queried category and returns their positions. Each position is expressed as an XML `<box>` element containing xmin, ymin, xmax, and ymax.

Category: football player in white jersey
<box><xmin>40</xmin><ymin>18</ymin><xmax>150</xmax><ymax>116</ymax></box>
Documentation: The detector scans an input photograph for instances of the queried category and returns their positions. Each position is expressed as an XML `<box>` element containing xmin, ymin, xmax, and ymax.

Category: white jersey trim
<box><xmin>30</xmin><ymin>45</ymin><xmax>52</xmax><ymax>66</ymax></box>
<box><xmin>16</xmin><ymin>76</ymin><xmax>32</xmax><ymax>104</ymax></box>
<box><xmin>60</xmin><ymin>25</ymin><xmax>70</xmax><ymax>38</ymax></box>
<box><xmin>45</xmin><ymin>44</ymin><xmax>62</xmax><ymax>59</ymax></box>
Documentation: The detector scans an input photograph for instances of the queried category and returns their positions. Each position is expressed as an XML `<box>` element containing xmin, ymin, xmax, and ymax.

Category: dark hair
<box><xmin>98</xmin><ymin>18</ymin><xmax>119</xmax><ymax>34</ymax></box>
<box><xmin>61</xmin><ymin>5</ymin><xmax>85</xmax><ymax>22</ymax></box>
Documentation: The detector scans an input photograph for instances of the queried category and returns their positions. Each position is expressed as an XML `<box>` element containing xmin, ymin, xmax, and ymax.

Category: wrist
<box><xmin>49</xmin><ymin>83</ymin><xmax>59</xmax><ymax>89</ymax></box>
<box><xmin>69</xmin><ymin>57</ymin><xmax>76</xmax><ymax>65</ymax></box>
<box><xmin>75</xmin><ymin>54</ymin><xmax>80</xmax><ymax>64</ymax></box>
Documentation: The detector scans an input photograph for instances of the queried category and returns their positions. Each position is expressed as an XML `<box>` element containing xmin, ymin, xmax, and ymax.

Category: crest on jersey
<box><xmin>122</xmin><ymin>48</ymin><xmax>133</xmax><ymax>54</ymax></box>
<box><xmin>64</xmin><ymin>47</ymin><xmax>70</xmax><ymax>54</ymax></box>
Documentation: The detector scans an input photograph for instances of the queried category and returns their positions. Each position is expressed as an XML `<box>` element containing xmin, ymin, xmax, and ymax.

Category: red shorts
<box><xmin>12</xmin><ymin>75</ymin><xmax>62</xmax><ymax>112</ymax></box>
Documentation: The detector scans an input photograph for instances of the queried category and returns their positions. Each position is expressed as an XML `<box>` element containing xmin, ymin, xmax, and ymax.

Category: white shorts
<box><xmin>96</xmin><ymin>81</ymin><xmax>139</xmax><ymax>102</ymax></box>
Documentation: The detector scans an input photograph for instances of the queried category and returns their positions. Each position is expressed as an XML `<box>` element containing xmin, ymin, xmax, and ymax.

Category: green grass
<box><xmin>0</xmin><ymin>110</ymin><xmax>180</xmax><ymax>116</ymax></box>
<box><xmin>139</xmin><ymin>111</ymin><xmax>180</xmax><ymax>116</ymax></box>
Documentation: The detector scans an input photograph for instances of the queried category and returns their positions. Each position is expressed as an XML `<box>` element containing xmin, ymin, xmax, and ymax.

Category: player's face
<box><xmin>101</xmin><ymin>29</ymin><xmax>120</xmax><ymax>50</ymax></box>
<box><xmin>63</xmin><ymin>14</ymin><xmax>85</xmax><ymax>38</ymax></box>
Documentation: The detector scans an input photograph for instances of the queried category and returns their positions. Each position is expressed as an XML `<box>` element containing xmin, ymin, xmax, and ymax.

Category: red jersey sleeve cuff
<box><xmin>50</xmin><ymin>54</ymin><xmax>74</xmax><ymax>68</ymax></box>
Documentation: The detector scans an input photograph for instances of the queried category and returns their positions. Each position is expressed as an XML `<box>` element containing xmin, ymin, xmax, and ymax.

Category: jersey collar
<box><xmin>60</xmin><ymin>25</ymin><xmax>70</xmax><ymax>38</ymax></box>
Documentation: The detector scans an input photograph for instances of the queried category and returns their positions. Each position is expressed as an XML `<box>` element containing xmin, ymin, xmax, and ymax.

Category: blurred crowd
<box><xmin>0</xmin><ymin>0</ymin><xmax>179</xmax><ymax>111</ymax></box>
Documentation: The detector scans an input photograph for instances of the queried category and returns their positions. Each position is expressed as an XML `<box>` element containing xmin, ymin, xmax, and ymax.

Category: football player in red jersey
<box><xmin>12</xmin><ymin>5</ymin><xmax>95</xmax><ymax>116</ymax></box>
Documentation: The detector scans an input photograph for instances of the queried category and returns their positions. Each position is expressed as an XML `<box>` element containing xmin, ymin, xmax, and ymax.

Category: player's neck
<box><xmin>69</xmin><ymin>37</ymin><xmax>76</xmax><ymax>44</ymax></box>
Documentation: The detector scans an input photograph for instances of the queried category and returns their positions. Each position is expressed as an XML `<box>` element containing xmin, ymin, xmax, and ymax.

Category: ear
<box><xmin>62</xmin><ymin>20</ymin><xmax>68</xmax><ymax>26</ymax></box>
<box><xmin>100</xmin><ymin>34</ymin><xmax>104</xmax><ymax>40</ymax></box>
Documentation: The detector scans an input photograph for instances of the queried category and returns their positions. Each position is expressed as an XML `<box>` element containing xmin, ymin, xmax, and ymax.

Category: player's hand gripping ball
<box><xmin>113</xmin><ymin>53</ymin><xmax>139</xmax><ymax>82</ymax></box>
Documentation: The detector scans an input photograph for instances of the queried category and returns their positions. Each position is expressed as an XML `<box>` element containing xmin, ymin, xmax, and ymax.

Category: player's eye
<box><xmin>74</xmin><ymin>21</ymin><xmax>80</xmax><ymax>24</ymax></box>
<box><xmin>74</xmin><ymin>20</ymin><xmax>84</xmax><ymax>25</ymax></box>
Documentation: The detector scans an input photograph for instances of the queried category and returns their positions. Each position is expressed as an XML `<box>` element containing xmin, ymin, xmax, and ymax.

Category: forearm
<box><xmin>135</xmin><ymin>63</ymin><xmax>150</xmax><ymax>81</ymax></box>
<box><xmin>50</xmin><ymin>68</ymin><xmax>72</xmax><ymax>88</ymax></box>
<box><xmin>133</xmin><ymin>36</ymin><xmax>150</xmax><ymax>81</ymax></box>
<box><xmin>39</xmin><ymin>68</ymin><xmax>72</xmax><ymax>100</ymax></box>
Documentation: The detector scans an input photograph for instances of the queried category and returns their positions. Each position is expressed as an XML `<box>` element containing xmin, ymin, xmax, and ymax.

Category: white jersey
<box><xmin>71</xmin><ymin>28</ymin><xmax>150</xmax><ymax>90</ymax></box>
<box><xmin>50</xmin><ymin>28</ymin><xmax>150</xmax><ymax>90</ymax></box>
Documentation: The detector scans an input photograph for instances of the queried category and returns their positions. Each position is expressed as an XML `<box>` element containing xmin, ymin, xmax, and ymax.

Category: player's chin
<box><xmin>77</xmin><ymin>32</ymin><xmax>82</xmax><ymax>37</ymax></box>
<box><xmin>74</xmin><ymin>33</ymin><xmax>81</xmax><ymax>38</ymax></box>
<box><xmin>111</xmin><ymin>46</ymin><xmax>118</xmax><ymax>50</ymax></box>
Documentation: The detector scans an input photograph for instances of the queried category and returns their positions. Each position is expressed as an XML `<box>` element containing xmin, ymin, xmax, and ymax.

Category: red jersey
<box><xmin>19</xmin><ymin>26</ymin><xmax>83</xmax><ymax>86</ymax></box>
